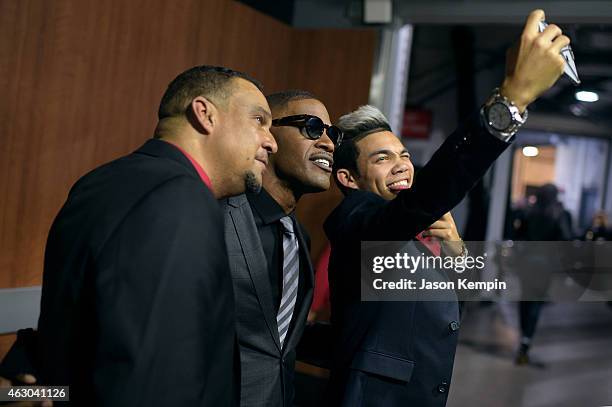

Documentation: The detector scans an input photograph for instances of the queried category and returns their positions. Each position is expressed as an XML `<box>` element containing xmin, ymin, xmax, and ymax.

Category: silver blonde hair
<box><xmin>336</xmin><ymin>105</ymin><xmax>392</xmax><ymax>139</ymax></box>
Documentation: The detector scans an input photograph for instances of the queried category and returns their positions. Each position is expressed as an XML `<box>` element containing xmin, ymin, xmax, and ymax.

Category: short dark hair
<box><xmin>266</xmin><ymin>89</ymin><xmax>318</xmax><ymax>113</ymax></box>
<box><xmin>332</xmin><ymin>105</ymin><xmax>392</xmax><ymax>195</ymax></box>
<box><xmin>158</xmin><ymin>65</ymin><xmax>263</xmax><ymax>120</ymax></box>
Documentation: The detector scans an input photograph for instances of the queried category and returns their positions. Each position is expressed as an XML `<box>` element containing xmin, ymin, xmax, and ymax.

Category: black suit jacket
<box><xmin>323</xmin><ymin>115</ymin><xmax>511</xmax><ymax>407</ymax></box>
<box><xmin>36</xmin><ymin>139</ymin><xmax>238</xmax><ymax>406</ymax></box>
<box><xmin>223</xmin><ymin>193</ymin><xmax>315</xmax><ymax>407</ymax></box>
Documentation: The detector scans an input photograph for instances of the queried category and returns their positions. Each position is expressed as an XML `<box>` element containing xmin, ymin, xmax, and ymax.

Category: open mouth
<box><xmin>387</xmin><ymin>179</ymin><xmax>411</xmax><ymax>193</ymax></box>
<box><xmin>310</xmin><ymin>154</ymin><xmax>333</xmax><ymax>172</ymax></box>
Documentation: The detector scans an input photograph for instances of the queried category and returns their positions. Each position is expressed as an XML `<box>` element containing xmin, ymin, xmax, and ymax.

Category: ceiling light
<box><xmin>575</xmin><ymin>91</ymin><xmax>599</xmax><ymax>103</ymax></box>
<box><xmin>522</xmin><ymin>146</ymin><xmax>539</xmax><ymax>157</ymax></box>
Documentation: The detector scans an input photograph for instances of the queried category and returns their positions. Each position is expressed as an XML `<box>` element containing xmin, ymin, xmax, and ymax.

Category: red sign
<box><xmin>402</xmin><ymin>108</ymin><xmax>432</xmax><ymax>139</ymax></box>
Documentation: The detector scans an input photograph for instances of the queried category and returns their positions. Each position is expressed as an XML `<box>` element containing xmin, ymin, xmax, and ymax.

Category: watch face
<box><xmin>488</xmin><ymin>103</ymin><xmax>512</xmax><ymax>131</ymax></box>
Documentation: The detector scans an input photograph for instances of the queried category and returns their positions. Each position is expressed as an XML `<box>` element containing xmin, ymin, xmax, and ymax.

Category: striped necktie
<box><xmin>277</xmin><ymin>216</ymin><xmax>299</xmax><ymax>348</ymax></box>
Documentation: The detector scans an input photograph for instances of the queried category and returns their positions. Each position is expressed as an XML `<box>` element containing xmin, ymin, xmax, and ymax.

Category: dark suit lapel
<box><xmin>282</xmin><ymin>223</ymin><xmax>315</xmax><ymax>353</ymax></box>
<box><xmin>295</xmin><ymin>224</ymin><xmax>315</xmax><ymax>295</ymax></box>
<box><xmin>226</xmin><ymin>196</ymin><xmax>282</xmax><ymax>352</ymax></box>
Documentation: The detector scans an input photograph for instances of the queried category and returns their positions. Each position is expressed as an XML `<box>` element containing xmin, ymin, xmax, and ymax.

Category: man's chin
<box><xmin>383</xmin><ymin>189</ymin><xmax>400</xmax><ymax>200</ymax></box>
<box><xmin>245</xmin><ymin>171</ymin><xmax>262</xmax><ymax>194</ymax></box>
<box><xmin>302</xmin><ymin>178</ymin><xmax>330</xmax><ymax>194</ymax></box>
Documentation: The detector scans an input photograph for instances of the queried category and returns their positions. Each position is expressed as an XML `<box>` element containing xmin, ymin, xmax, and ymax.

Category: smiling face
<box><xmin>353</xmin><ymin>131</ymin><xmax>414</xmax><ymax>200</ymax></box>
<box><xmin>267</xmin><ymin>98</ymin><xmax>335</xmax><ymax>194</ymax></box>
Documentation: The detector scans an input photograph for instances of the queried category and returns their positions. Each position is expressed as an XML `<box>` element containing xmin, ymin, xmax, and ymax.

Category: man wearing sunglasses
<box><xmin>272</xmin><ymin>114</ymin><xmax>343</xmax><ymax>146</ymax></box>
<box><xmin>222</xmin><ymin>89</ymin><xmax>338</xmax><ymax>407</ymax></box>
<box><xmin>323</xmin><ymin>9</ymin><xmax>570</xmax><ymax>407</ymax></box>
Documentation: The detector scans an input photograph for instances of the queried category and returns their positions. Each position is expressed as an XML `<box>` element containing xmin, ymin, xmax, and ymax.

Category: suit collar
<box><xmin>225</xmin><ymin>188</ymin><xmax>286</xmax><ymax>212</ymax></box>
<box><xmin>247</xmin><ymin>188</ymin><xmax>288</xmax><ymax>225</ymax></box>
<box><xmin>226</xmin><ymin>194</ymin><xmax>249</xmax><ymax>208</ymax></box>
<box><xmin>324</xmin><ymin>190</ymin><xmax>381</xmax><ymax>240</ymax></box>
<box><xmin>135</xmin><ymin>138</ymin><xmax>198</xmax><ymax>176</ymax></box>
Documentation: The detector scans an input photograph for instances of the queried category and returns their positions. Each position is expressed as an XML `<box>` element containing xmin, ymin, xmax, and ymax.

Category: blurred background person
<box><xmin>511</xmin><ymin>184</ymin><xmax>573</xmax><ymax>365</ymax></box>
<box><xmin>582</xmin><ymin>210</ymin><xmax>611</xmax><ymax>241</ymax></box>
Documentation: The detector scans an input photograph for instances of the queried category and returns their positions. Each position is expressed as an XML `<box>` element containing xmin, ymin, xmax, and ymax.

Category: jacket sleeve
<box><xmin>349</xmin><ymin>114</ymin><xmax>511</xmax><ymax>241</ymax></box>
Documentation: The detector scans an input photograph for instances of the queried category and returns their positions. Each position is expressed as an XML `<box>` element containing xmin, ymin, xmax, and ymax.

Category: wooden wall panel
<box><xmin>0</xmin><ymin>0</ymin><xmax>375</xmax><ymax>294</ymax></box>
<box><xmin>288</xmin><ymin>29</ymin><xmax>377</xmax><ymax>120</ymax></box>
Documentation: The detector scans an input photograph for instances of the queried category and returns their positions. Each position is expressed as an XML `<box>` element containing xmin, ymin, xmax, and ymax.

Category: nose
<box><xmin>391</xmin><ymin>159</ymin><xmax>410</xmax><ymax>174</ymax></box>
<box><xmin>262</xmin><ymin>127</ymin><xmax>278</xmax><ymax>154</ymax></box>
<box><xmin>316</xmin><ymin>130</ymin><xmax>335</xmax><ymax>153</ymax></box>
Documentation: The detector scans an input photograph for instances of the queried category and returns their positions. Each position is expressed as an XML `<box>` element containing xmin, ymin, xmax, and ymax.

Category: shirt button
<box><xmin>449</xmin><ymin>321</ymin><xmax>460</xmax><ymax>332</ymax></box>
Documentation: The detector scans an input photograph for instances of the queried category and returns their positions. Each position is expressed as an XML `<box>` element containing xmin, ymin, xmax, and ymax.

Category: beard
<box><xmin>244</xmin><ymin>171</ymin><xmax>262</xmax><ymax>194</ymax></box>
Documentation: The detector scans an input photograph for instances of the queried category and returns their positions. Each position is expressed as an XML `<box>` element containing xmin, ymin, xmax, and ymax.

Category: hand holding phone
<box><xmin>538</xmin><ymin>20</ymin><xmax>580</xmax><ymax>85</ymax></box>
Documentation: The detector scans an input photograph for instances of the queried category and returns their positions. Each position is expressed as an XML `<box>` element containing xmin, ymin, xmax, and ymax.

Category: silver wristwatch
<box><xmin>481</xmin><ymin>88</ymin><xmax>528</xmax><ymax>141</ymax></box>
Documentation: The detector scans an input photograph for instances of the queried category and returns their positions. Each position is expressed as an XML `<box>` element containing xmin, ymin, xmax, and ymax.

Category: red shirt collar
<box><xmin>415</xmin><ymin>231</ymin><xmax>441</xmax><ymax>257</ymax></box>
<box><xmin>163</xmin><ymin>140</ymin><xmax>213</xmax><ymax>192</ymax></box>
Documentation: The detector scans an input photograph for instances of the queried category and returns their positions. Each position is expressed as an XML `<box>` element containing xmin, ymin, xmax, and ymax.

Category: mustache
<box><xmin>255</xmin><ymin>151</ymin><xmax>270</xmax><ymax>165</ymax></box>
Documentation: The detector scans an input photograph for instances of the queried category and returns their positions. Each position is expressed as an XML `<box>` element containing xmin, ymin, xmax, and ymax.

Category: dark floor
<box><xmin>295</xmin><ymin>302</ymin><xmax>612</xmax><ymax>406</ymax></box>
<box><xmin>448</xmin><ymin>302</ymin><xmax>612</xmax><ymax>407</ymax></box>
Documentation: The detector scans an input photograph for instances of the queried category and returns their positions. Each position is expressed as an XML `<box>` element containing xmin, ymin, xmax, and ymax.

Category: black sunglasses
<box><xmin>272</xmin><ymin>114</ymin><xmax>344</xmax><ymax>146</ymax></box>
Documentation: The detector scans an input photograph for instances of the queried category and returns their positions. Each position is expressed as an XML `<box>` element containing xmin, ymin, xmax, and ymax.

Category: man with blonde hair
<box><xmin>325</xmin><ymin>10</ymin><xmax>570</xmax><ymax>406</ymax></box>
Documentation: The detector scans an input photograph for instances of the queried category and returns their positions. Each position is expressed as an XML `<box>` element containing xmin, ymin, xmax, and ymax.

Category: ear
<box><xmin>336</xmin><ymin>169</ymin><xmax>359</xmax><ymax>190</ymax></box>
<box><xmin>189</xmin><ymin>96</ymin><xmax>217</xmax><ymax>135</ymax></box>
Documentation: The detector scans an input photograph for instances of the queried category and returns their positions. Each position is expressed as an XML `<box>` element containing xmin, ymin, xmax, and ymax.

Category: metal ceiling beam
<box><xmin>396</xmin><ymin>1</ymin><xmax>612</xmax><ymax>25</ymax></box>
<box><xmin>525</xmin><ymin>112</ymin><xmax>612</xmax><ymax>138</ymax></box>
<box><xmin>243</xmin><ymin>0</ymin><xmax>612</xmax><ymax>28</ymax></box>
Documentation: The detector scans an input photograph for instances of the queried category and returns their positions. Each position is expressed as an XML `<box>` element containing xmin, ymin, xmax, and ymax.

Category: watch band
<box><xmin>481</xmin><ymin>88</ymin><xmax>528</xmax><ymax>141</ymax></box>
